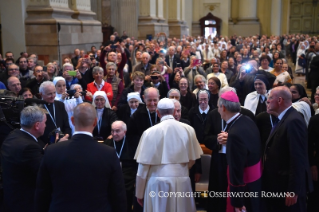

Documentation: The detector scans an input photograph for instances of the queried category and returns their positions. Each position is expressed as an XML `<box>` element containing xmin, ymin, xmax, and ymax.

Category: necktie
<box><xmin>259</xmin><ymin>95</ymin><xmax>265</xmax><ymax>103</ymax></box>
<box><xmin>270</xmin><ymin>116</ymin><xmax>279</xmax><ymax>134</ymax></box>
<box><xmin>201</xmin><ymin>113</ymin><xmax>207</xmax><ymax>121</ymax></box>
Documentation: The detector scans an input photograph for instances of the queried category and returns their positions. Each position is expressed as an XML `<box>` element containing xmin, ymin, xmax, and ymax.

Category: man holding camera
<box><xmin>1</xmin><ymin>106</ymin><xmax>68</xmax><ymax>212</ymax></box>
<box><xmin>150</xmin><ymin>69</ymin><xmax>168</xmax><ymax>99</ymax></box>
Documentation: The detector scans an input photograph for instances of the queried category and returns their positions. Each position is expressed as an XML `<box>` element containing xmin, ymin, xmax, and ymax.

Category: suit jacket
<box><xmin>71</xmin><ymin>56</ymin><xmax>79</xmax><ymax>68</ymax></box>
<box><xmin>308</xmin><ymin>114</ymin><xmax>319</xmax><ymax>167</ymax></box>
<box><xmin>93</xmin><ymin>107</ymin><xmax>118</xmax><ymax>140</ymax></box>
<box><xmin>35</xmin><ymin>134</ymin><xmax>126</xmax><ymax>212</ymax></box>
<box><xmin>263</xmin><ymin>107</ymin><xmax>313</xmax><ymax>196</ymax></box>
<box><xmin>117</xmin><ymin>103</ymin><xmax>143</xmax><ymax>126</ymax></box>
<box><xmin>1</xmin><ymin>129</ymin><xmax>43</xmax><ymax>212</ymax></box>
<box><xmin>165</xmin><ymin>54</ymin><xmax>181</xmax><ymax>70</ymax></box>
<box><xmin>38</xmin><ymin>101</ymin><xmax>72</xmax><ymax>144</ymax></box>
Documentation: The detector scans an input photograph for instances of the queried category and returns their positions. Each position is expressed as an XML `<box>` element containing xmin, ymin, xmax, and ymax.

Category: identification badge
<box><xmin>120</xmin><ymin>162</ymin><xmax>122</xmax><ymax>168</ymax></box>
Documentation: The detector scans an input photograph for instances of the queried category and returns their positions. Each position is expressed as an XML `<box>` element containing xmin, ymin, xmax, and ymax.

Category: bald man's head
<box><xmin>273</xmin><ymin>86</ymin><xmax>292</xmax><ymax>103</ymax></box>
<box><xmin>7</xmin><ymin>76</ymin><xmax>21</xmax><ymax>95</ymax></box>
<box><xmin>72</xmin><ymin>103</ymin><xmax>97</xmax><ymax>129</ymax></box>
<box><xmin>267</xmin><ymin>86</ymin><xmax>292</xmax><ymax>116</ymax></box>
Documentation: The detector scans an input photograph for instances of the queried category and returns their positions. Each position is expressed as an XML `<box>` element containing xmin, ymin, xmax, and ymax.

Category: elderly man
<box><xmin>127</xmin><ymin>87</ymin><xmax>160</xmax><ymax>140</ymax></box>
<box><xmin>134</xmin><ymin>98</ymin><xmax>203</xmax><ymax>212</ymax></box>
<box><xmin>193</xmin><ymin>75</ymin><xmax>208</xmax><ymax>95</ymax></box>
<box><xmin>35</xmin><ymin>103</ymin><xmax>126</xmax><ymax>212</ymax></box>
<box><xmin>133</xmin><ymin>52</ymin><xmax>152</xmax><ymax>82</ymax></box>
<box><xmin>263</xmin><ymin>86</ymin><xmax>313</xmax><ymax>212</ymax></box>
<box><xmin>230</xmin><ymin>60</ymin><xmax>276</xmax><ymax>105</ymax></box>
<box><xmin>71</xmin><ymin>48</ymin><xmax>80</xmax><ymax>68</ymax></box>
<box><xmin>62</xmin><ymin>63</ymin><xmax>86</xmax><ymax>90</ymax></box>
<box><xmin>104</xmin><ymin>121</ymin><xmax>139</xmax><ymax>212</ymax></box>
<box><xmin>244</xmin><ymin>75</ymin><xmax>271</xmax><ymax>116</ymax></box>
<box><xmin>218</xmin><ymin>90</ymin><xmax>262</xmax><ymax>212</ymax></box>
<box><xmin>27</xmin><ymin>57</ymin><xmax>36</xmax><ymax>74</ymax></box>
<box><xmin>26</xmin><ymin>65</ymin><xmax>49</xmax><ymax>95</ymax></box>
<box><xmin>7</xmin><ymin>76</ymin><xmax>22</xmax><ymax>96</ymax></box>
<box><xmin>171</xmin><ymin>99</ymin><xmax>190</xmax><ymax>125</ymax></box>
<box><xmin>38</xmin><ymin>81</ymin><xmax>71</xmax><ymax>144</ymax></box>
<box><xmin>1</xmin><ymin>106</ymin><xmax>46</xmax><ymax>212</ymax></box>
<box><xmin>165</xmin><ymin>46</ymin><xmax>181</xmax><ymax>71</ymax></box>
<box><xmin>18</xmin><ymin>57</ymin><xmax>33</xmax><ymax>80</ymax></box>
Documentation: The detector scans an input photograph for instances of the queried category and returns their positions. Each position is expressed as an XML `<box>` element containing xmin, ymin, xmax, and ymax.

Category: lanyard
<box><xmin>97</xmin><ymin>118</ymin><xmax>102</xmax><ymax>135</ymax></box>
<box><xmin>44</xmin><ymin>103</ymin><xmax>57</xmax><ymax>128</ymax></box>
<box><xmin>113</xmin><ymin>136</ymin><xmax>126</xmax><ymax>158</ymax></box>
<box><xmin>270</xmin><ymin>115</ymin><xmax>273</xmax><ymax>128</ymax></box>
<box><xmin>147</xmin><ymin>108</ymin><xmax>157</xmax><ymax>127</ymax></box>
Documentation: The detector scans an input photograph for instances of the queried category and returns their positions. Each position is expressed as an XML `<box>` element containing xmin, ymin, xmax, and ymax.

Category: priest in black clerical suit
<box><xmin>104</xmin><ymin>121</ymin><xmax>139</xmax><ymax>212</ymax></box>
<box><xmin>38</xmin><ymin>81</ymin><xmax>71</xmax><ymax>145</ymax></box>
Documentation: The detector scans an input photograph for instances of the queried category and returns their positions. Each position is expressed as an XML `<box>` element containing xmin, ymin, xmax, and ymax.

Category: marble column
<box><xmin>270</xmin><ymin>0</ymin><xmax>282</xmax><ymax>35</ymax></box>
<box><xmin>25</xmin><ymin>0</ymin><xmax>102</xmax><ymax>64</ymax></box>
<box><xmin>168</xmin><ymin>0</ymin><xmax>188</xmax><ymax>38</ymax></box>
<box><xmin>191</xmin><ymin>0</ymin><xmax>201</xmax><ymax>37</ymax></box>
<box><xmin>228</xmin><ymin>0</ymin><xmax>260</xmax><ymax>37</ymax></box>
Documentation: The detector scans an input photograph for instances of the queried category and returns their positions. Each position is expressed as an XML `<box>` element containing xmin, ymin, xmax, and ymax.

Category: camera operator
<box><xmin>1</xmin><ymin>105</ymin><xmax>68</xmax><ymax>212</ymax></box>
<box><xmin>53</xmin><ymin>77</ymin><xmax>83</xmax><ymax>134</ymax></box>
<box><xmin>230</xmin><ymin>60</ymin><xmax>276</xmax><ymax>105</ymax></box>
<box><xmin>149</xmin><ymin>68</ymin><xmax>168</xmax><ymax>99</ymax></box>
<box><xmin>38</xmin><ymin>81</ymin><xmax>70</xmax><ymax>144</ymax></box>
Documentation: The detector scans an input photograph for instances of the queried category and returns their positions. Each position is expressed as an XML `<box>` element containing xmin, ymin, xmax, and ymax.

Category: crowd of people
<box><xmin>0</xmin><ymin>31</ymin><xmax>319</xmax><ymax>212</ymax></box>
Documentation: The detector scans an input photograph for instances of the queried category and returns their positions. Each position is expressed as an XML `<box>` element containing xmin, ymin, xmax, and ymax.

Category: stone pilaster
<box><xmin>270</xmin><ymin>0</ymin><xmax>282</xmax><ymax>35</ymax></box>
<box><xmin>168</xmin><ymin>0</ymin><xmax>188</xmax><ymax>38</ymax></box>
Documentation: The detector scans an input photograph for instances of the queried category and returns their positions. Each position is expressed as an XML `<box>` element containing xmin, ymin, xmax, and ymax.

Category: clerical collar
<box><xmin>161</xmin><ymin>115</ymin><xmax>175</xmax><ymax>122</ymax></box>
<box><xmin>20</xmin><ymin>128</ymin><xmax>38</xmax><ymax>142</ymax></box>
<box><xmin>277</xmin><ymin>106</ymin><xmax>291</xmax><ymax>121</ymax></box>
<box><xmin>199</xmin><ymin>105</ymin><xmax>210</xmax><ymax>114</ymax></box>
<box><xmin>226</xmin><ymin>112</ymin><xmax>240</xmax><ymax>124</ymax></box>
<box><xmin>130</xmin><ymin>108</ymin><xmax>137</xmax><ymax>115</ymax></box>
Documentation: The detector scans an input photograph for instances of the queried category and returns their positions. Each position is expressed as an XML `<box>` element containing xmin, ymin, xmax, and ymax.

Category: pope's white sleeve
<box><xmin>135</xmin><ymin>163</ymin><xmax>150</xmax><ymax>199</ymax></box>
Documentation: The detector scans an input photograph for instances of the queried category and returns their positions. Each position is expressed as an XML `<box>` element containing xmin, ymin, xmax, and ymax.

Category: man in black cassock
<box><xmin>204</xmin><ymin>87</ymin><xmax>255</xmax><ymax>212</ymax></box>
<box><xmin>104</xmin><ymin>121</ymin><xmax>138</xmax><ymax>212</ymax></box>
<box><xmin>217</xmin><ymin>91</ymin><xmax>262</xmax><ymax>212</ymax></box>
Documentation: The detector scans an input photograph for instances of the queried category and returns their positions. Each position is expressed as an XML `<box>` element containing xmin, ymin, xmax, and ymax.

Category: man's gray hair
<box><xmin>92</xmin><ymin>66</ymin><xmax>104</xmax><ymax>75</ymax></box>
<box><xmin>142</xmin><ymin>52</ymin><xmax>150</xmax><ymax>59</ymax></box>
<box><xmin>168</xmin><ymin>46</ymin><xmax>176</xmax><ymax>51</ymax></box>
<box><xmin>20</xmin><ymin>106</ymin><xmax>46</xmax><ymax>129</ymax></box>
<box><xmin>219</xmin><ymin>86</ymin><xmax>237</xmax><ymax>96</ymax></box>
<box><xmin>194</xmin><ymin>75</ymin><xmax>207</xmax><ymax>84</ymax></box>
<box><xmin>27</xmin><ymin>57</ymin><xmax>36</xmax><ymax>63</ymax></box>
<box><xmin>171</xmin><ymin>99</ymin><xmax>181</xmax><ymax>108</ymax></box>
<box><xmin>62</xmin><ymin>63</ymin><xmax>74</xmax><ymax>71</ymax></box>
<box><xmin>157</xmin><ymin>108</ymin><xmax>175</xmax><ymax>116</ymax></box>
<box><xmin>317</xmin><ymin>86</ymin><xmax>319</xmax><ymax>91</ymax></box>
<box><xmin>39</xmin><ymin>81</ymin><xmax>55</xmax><ymax>94</ymax></box>
<box><xmin>70</xmin><ymin>83</ymin><xmax>82</xmax><ymax>90</ymax></box>
<box><xmin>144</xmin><ymin>87</ymin><xmax>160</xmax><ymax>99</ymax></box>
<box><xmin>106</xmin><ymin>62</ymin><xmax>117</xmax><ymax>70</ymax></box>
<box><xmin>167</xmin><ymin>89</ymin><xmax>180</xmax><ymax>98</ymax></box>
<box><xmin>112</xmin><ymin>120</ymin><xmax>127</xmax><ymax>131</ymax></box>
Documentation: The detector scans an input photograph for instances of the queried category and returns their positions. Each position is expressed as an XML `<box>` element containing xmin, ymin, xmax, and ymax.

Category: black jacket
<box><xmin>117</xmin><ymin>103</ymin><xmax>143</xmax><ymax>126</ymax></box>
<box><xmin>93</xmin><ymin>107</ymin><xmax>118</xmax><ymax>140</ymax></box>
<box><xmin>1</xmin><ymin>129</ymin><xmax>43</xmax><ymax>212</ymax></box>
<box><xmin>117</xmin><ymin>84</ymin><xmax>145</xmax><ymax>108</ymax></box>
<box><xmin>35</xmin><ymin>134</ymin><xmax>126</xmax><ymax>212</ymax></box>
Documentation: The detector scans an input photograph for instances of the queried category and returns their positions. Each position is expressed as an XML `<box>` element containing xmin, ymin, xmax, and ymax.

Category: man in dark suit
<box><xmin>1</xmin><ymin>106</ymin><xmax>46</xmax><ymax>212</ymax></box>
<box><xmin>165</xmin><ymin>46</ymin><xmax>181</xmax><ymax>71</ymax></box>
<box><xmin>263</xmin><ymin>86</ymin><xmax>313</xmax><ymax>212</ymax></box>
<box><xmin>35</xmin><ymin>103</ymin><xmax>126</xmax><ymax>212</ymax></box>
<box><xmin>71</xmin><ymin>48</ymin><xmax>80</xmax><ymax>68</ymax></box>
<box><xmin>38</xmin><ymin>81</ymin><xmax>71</xmax><ymax>145</ymax></box>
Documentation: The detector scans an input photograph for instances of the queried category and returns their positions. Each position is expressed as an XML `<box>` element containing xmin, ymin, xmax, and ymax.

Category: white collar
<box><xmin>94</xmin><ymin>80</ymin><xmax>105</xmax><ymax>90</ymax></box>
<box><xmin>20</xmin><ymin>128</ymin><xmax>38</xmax><ymax>142</ymax></box>
<box><xmin>226</xmin><ymin>112</ymin><xmax>240</xmax><ymax>124</ymax></box>
<box><xmin>73</xmin><ymin>131</ymin><xmax>93</xmax><ymax>137</ymax></box>
<box><xmin>278</xmin><ymin>106</ymin><xmax>291</xmax><ymax>121</ymax></box>
<box><xmin>199</xmin><ymin>105</ymin><xmax>210</xmax><ymax>114</ymax></box>
<box><xmin>161</xmin><ymin>115</ymin><xmax>175</xmax><ymax>122</ymax></box>
<box><xmin>130</xmin><ymin>108</ymin><xmax>137</xmax><ymax>115</ymax></box>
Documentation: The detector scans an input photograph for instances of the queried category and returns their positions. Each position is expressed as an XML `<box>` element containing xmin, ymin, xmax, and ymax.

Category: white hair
<box><xmin>39</xmin><ymin>81</ymin><xmax>55</xmax><ymax>94</ymax></box>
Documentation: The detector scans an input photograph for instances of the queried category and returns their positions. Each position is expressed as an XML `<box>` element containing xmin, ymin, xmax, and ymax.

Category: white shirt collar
<box><xmin>226</xmin><ymin>112</ymin><xmax>240</xmax><ymax>124</ymax></box>
<box><xmin>161</xmin><ymin>115</ymin><xmax>175</xmax><ymax>122</ymax></box>
<box><xmin>94</xmin><ymin>80</ymin><xmax>105</xmax><ymax>91</ymax></box>
<box><xmin>73</xmin><ymin>131</ymin><xmax>93</xmax><ymax>137</ymax></box>
<box><xmin>20</xmin><ymin>128</ymin><xmax>38</xmax><ymax>142</ymax></box>
<box><xmin>130</xmin><ymin>108</ymin><xmax>137</xmax><ymax>115</ymax></box>
<box><xmin>277</xmin><ymin>106</ymin><xmax>291</xmax><ymax>121</ymax></box>
<box><xmin>199</xmin><ymin>105</ymin><xmax>210</xmax><ymax>114</ymax></box>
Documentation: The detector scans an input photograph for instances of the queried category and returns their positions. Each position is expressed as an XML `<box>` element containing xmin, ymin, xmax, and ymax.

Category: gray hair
<box><xmin>144</xmin><ymin>87</ymin><xmax>160</xmax><ymax>99</ymax></box>
<box><xmin>171</xmin><ymin>99</ymin><xmax>181</xmax><ymax>108</ymax></box>
<box><xmin>168</xmin><ymin>46</ymin><xmax>176</xmax><ymax>52</ymax></box>
<box><xmin>142</xmin><ymin>52</ymin><xmax>150</xmax><ymax>59</ymax></box>
<box><xmin>112</xmin><ymin>120</ymin><xmax>127</xmax><ymax>131</ymax></box>
<box><xmin>39</xmin><ymin>81</ymin><xmax>55</xmax><ymax>94</ymax></box>
<box><xmin>157</xmin><ymin>108</ymin><xmax>175</xmax><ymax>116</ymax></box>
<box><xmin>20</xmin><ymin>106</ymin><xmax>46</xmax><ymax>129</ymax></box>
<box><xmin>194</xmin><ymin>75</ymin><xmax>207</xmax><ymax>84</ymax></box>
<box><xmin>70</xmin><ymin>84</ymin><xmax>82</xmax><ymax>90</ymax></box>
<box><xmin>218</xmin><ymin>95</ymin><xmax>241</xmax><ymax>113</ymax></box>
<box><xmin>106</xmin><ymin>62</ymin><xmax>117</xmax><ymax>70</ymax></box>
<box><xmin>62</xmin><ymin>63</ymin><xmax>74</xmax><ymax>71</ymax></box>
<box><xmin>316</xmin><ymin>86</ymin><xmax>319</xmax><ymax>91</ymax></box>
<box><xmin>92</xmin><ymin>66</ymin><xmax>104</xmax><ymax>75</ymax></box>
<box><xmin>167</xmin><ymin>89</ymin><xmax>181</xmax><ymax>98</ymax></box>
<box><xmin>27</xmin><ymin>57</ymin><xmax>36</xmax><ymax>63</ymax></box>
<box><xmin>219</xmin><ymin>86</ymin><xmax>237</xmax><ymax>96</ymax></box>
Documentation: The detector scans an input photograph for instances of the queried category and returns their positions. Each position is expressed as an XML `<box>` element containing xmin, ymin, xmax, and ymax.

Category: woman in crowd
<box><xmin>104</xmin><ymin>62</ymin><xmax>123</xmax><ymax>111</ymax></box>
<box><xmin>193</xmin><ymin>75</ymin><xmax>207</xmax><ymax>95</ymax></box>
<box><xmin>118</xmin><ymin>71</ymin><xmax>145</xmax><ymax>107</ymax></box>
<box><xmin>117</xmin><ymin>92</ymin><xmax>144</xmax><ymax>125</ymax></box>
<box><xmin>19</xmin><ymin>87</ymin><xmax>33</xmax><ymax>99</ymax></box>
<box><xmin>178</xmin><ymin>77</ymin><xmax>197</xmax><ymax>111</ymax></box>
<box><xmin>184</xmin><ymin>56</ymin><xmax>206</xmax><ymax>91</ymax></box>
<box><xmin>47</xmin><ymin>62</ymin><xmax>58</xmax><ymax>81</ymax></box>
<box><xmin>86</xmin><ymin>66</ymin><xmax>113</xmax><ymax>104</ymax></box>
<box><xmin>259</xmin><ymin>55</ymin><xmax>273</xmax><ymax>72</ymax></box>
<box><xmin>207</xmin><ymin>62</ymin><xmax>228</xmax><ymax>88</ymax></box>
<box><xmin>155</xmin><ymin>57</ymin><xmax>172</xmax><ymax>89</ymax></box>
<box><xmin>53</xmin><ymin>76</ymin><xmax>83</xmax><ymax>134</ymax></box>
<box><xmin>295</xmin><ymin>43</ymin><xmax>306</xmax><ymax>75</ymax></box>
<box><xmin>270</xmin><ymin>58</ymin><xmax>292</xmax><ymax>87</ymax></box>
<box><xmin>92</xmin><ymin>91</ymin><xmax>118</xmax><ymax>141</ymax></box>
<box><xmin>207</xmin><ymin>76</ymin><xmax>221</xmax><ymax>108</ymax></box>
<box><xmin>169</xmin><ymin>69</ymin><xmax>184</xmax><ymax>90</ymax></box>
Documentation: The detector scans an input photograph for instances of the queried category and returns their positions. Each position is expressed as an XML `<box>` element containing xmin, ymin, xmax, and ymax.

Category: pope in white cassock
<box><xmin>134</xmin><ymin>98</ymin><xmax>203</xmax><ymax>212</ymax></box>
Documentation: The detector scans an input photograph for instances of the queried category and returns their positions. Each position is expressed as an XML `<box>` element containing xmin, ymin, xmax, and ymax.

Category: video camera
<box><xmin>66</xmin><ymin>90</ymin><xmax>87</xmax><ymax>98</ymax></box>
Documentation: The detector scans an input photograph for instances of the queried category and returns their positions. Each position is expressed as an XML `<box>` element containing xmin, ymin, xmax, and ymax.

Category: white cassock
<box><xmin>244</xmin><ymin>90</ymin><xmax>270</xmax><ymax>115</ymax></box>
<box><xmin>134</xmin><ymin>115</ymin><xmax>203</xmax><ymax>212</ymax></box>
